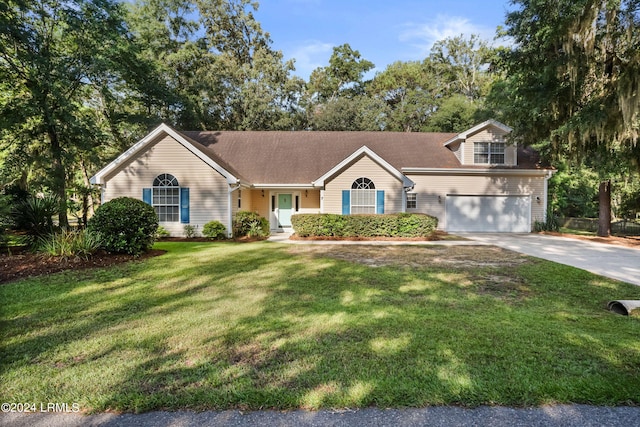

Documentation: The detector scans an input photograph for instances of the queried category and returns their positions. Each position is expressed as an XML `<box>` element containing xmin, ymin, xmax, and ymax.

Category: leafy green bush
<box><xmin>292</xmin><ymin>213</ymin><xmax>438</xmax><ymax>238</ymax></box>
<box><xmin>38</xmin><ymin>229</ymin><xmax>102</xmax><ymax>260</ymax></box>
<box><xmin>202</xmin><ymin>221</ymin><xmax>227</xmax><ymax>240</ymax></box>
<box><xmin>155</xmin><ymin>226</ymin><xmax>170</xmax><ymax>238</ymax></box>
<box><xmin>233</xmin><ymin>211</ymin><xmax>269</xmax><ymax>238</ymax></box>
<box><xmin>183</xmin><ymin>224</ymin><xmax>199</xmax><ymax>238</ymax></box>
<box><xmin>534</xmin><ymin>208</ymin><xmax>560</xmax><ymax>232</ymax></box>
<box><xmin>88</xmin><ymin>197</ymin><xmax>158</xmax><ymax>255</ymax></box>
<box><xmin>12</xmin><ymin>194</ymin><xmax>59</xmax><ymax>241</ymax></box>
<box><xmin>0</xmin><ymin>195</ymin><xmax>13</xmax><ymax>246</ymax></box>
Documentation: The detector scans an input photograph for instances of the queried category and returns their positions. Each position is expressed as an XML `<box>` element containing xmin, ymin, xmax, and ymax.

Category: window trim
<box><xmin>350</xmin><ymin>177</ymin><xmax>376</xmax><ymax>214</ymax></box>
<box><xmin>406</xmin><ymin>192</ymin><xmax>417</xmax><ymax>209</ymax></box>
<box><xmin>152</xmin><ymin>173</ymin><xmax>180</xmax><ymax>222</ymax></box>
<box><xmin>474</xmin><ymin>142</ymin><xmax>506</xmax><ymax>164</ymax></box>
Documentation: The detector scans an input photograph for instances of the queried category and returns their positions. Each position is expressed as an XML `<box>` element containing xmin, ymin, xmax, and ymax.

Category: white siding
<box><xmin>448</xmin><ymin>140</ymin><xmax>464</xmax><ymax>163</ymax></box>
<box><xmin>463</xmin><ymin>128</ymin><xmax>517</xmax><ymax>166</ymax></box>
<box><xmin>324</xmin><ymin>155</ymin><xmax>403</xmax><ymax>214</ymax></box>
<box><xmin>405</xmin><ymin>173</ymin><xmax>547</xmax><ymax>230</ymax></box>
<box><xmin>102</xmin><ymin>134</ymin><xmax>229</xmax><ymax>237</ymax></box>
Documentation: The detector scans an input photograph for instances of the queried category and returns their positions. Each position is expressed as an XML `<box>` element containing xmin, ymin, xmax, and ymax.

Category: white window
<box><xmin>351</xmin><ymin>177</ymin><xmax>376</xmax><ymax>214</ymax></box>
<box><xmin>474</xmin><ymin>142</ymin><xmax>505</xmax><ymax>164</ymax></box>
<box><xmin>406</xmin><ymin>193</ymin><xmax>417</xmax><ymax>209</ymax></box>
<box><xmin>153</xmin><ymin>174</ymin><xmax>180</xmax><ymax>222</ymax></box>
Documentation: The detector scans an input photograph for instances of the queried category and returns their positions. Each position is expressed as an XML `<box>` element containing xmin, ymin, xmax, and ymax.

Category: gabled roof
<box><xmin>313</xmin><ymin>146</ymin><xmax>415</xmax><ymax>188</ymax></box>
<box><xmin>90</xmin><ymin>123</ymin><xmax>240</xmax><ymax>185</ymax></box>
<box><xmin>92</xmin><ymin>121</ymin><xmax>544</xmax><ymax>187</ymax></box>
<box><xmin>443</xmin><ymin>119</ymin><xmax>513</xmax><ymax>147</ymax></box>
<box><xmin>181</xmin><ymin>130</ymin><xmax>460</xmax><ymax>185</ymax></box>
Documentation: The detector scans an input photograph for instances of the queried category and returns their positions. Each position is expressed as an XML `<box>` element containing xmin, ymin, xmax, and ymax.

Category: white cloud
<box><xmin>399</xmin><ymin>15</ymin><xmax>499</xmax><ymax>58</ymax></box>
<box><xmin>287</xmin><ymin>41</ymin><xmax>334</xmax><ymax>79</ymax></box>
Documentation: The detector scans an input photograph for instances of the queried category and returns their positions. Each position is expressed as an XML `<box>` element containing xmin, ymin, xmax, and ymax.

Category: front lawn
<box><xmin>1</xmin><ymin>241</ymin><xmax>639</xmax><ymax>412</ymax></box>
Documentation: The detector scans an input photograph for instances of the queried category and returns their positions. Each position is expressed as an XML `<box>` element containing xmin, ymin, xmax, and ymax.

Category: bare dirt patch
<box><xmin>289</xmin><ymin>245</ymin><xmax>533</xmax><ymax>301</ymax></box>
<box><xmin>0</xmin><ymin>249</ymin><xmax>166</xmax><ymax>285</ymax></box>
<box><xmin>288</xmin><ymin>244</ymin><xmax>530</xmax><ymax>269</ymax></box>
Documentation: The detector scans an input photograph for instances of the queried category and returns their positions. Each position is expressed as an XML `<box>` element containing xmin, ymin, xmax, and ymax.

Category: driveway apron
<box><xmin>461</xmin><ymin>233</ymin><xmax>640</xmax><ymax>286</ymax></box>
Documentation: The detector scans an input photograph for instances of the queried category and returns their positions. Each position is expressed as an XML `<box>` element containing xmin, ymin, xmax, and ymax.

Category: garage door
<box><xmin>445</xmin><ymin>195</ymin><xmax>531</xmax><ymax>233</ymax></box>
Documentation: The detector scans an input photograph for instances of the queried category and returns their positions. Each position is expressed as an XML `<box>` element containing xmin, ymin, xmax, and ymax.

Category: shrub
<box><xmin>155</xmin><ymin>226</ymin><xmax>170</xmax><ymax>238</ymax></box>
<box><xmin>202</xmin><ymin>221</ymin><xmax>227</xmax><ymax>240</ymax></box>
<box><xmin>534</xmin><ymin>211</ymin><xmax>560</xmax><ymax>232</ymax></box>
<box><xmin>88</xmin><ymin>197</ymin><xmax>158</xmax><ymax>255</ymax></box>
<box><xmin>233</xmin><ymin>211</ymin><xmax>269</xmax><ymax>238</ymax></box>
<box><xmin>183</xmin><ymin>224</ymin><xmax>199</xmax><ymax>238</ymax></box>
<box><xmin>38</xmin><ymin>229</ymin><xmax>102</xmax><ymax>260</ymax></box>
<box><xmin>292</xmin><ymin>213</ymin><xmax>438</xmax><ymax>238</ymax></box>
<box><xmin>12</xmin><ymin>194</ymin><xmax>59</xmax><ymax>242</ymax></box>
<box><xmin>0</xmin><ymin>195</ymin><xmax>13</xmax><ymax>246</ymax></box>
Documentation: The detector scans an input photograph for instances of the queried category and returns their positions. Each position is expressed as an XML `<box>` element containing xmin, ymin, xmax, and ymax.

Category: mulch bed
<box><xmin>157</xmin><ymin>237</ymin><xmax>267</xmax><ymax>243</ymax></box>
<box><xmin>540</xmin><ymin>232</ymin><xmax>640</xmax><ymax>248</ymax></box>
<box><xmin>289</xmin><ymin>230</ymin><xmax>451</xmax><ymax>242</ymax></box>
<box><xmin>0</xmin><ymin>249</ymin><xmax>166</xmax><ymax>285</ymax></box>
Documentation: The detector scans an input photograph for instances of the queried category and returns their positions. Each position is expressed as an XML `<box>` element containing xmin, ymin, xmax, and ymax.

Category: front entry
<box><xmin>277</xmin><ymin>193</ymin><xmax>292</xmax><ymax>227</ymax></box>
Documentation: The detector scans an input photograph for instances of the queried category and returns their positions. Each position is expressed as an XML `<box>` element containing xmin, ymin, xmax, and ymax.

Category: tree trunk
<box><xmin>80</xmin><ymin>159</ymin><xmax>97</xmax><ymax>216</ymax></box>
<box><xmin>47</xmin><ymin>125</ymin><xmax>69</xmax><ymax>229</ymax></box>
<box><xmin>597</xmin><ymin>180</ymin><xmax>611</xmax><ymax>237</ymax></box>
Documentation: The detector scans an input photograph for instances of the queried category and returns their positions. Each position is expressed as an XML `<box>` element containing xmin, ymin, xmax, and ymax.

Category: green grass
<box><xmin>1</xmin><ymin>241</ymin><xmax>640</xmax><ymax>413</ymax></box>
<box><xmin>559</xmin><ymin>227</ymin><xmax>597</xmax><ymax>236</ymax></box>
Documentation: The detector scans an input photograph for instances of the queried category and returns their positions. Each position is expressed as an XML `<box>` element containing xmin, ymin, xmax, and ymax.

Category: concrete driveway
<box><xmin>462</xmin><ymin>233</ymin><xmax>640</xmax><ymax>286</ymax></box>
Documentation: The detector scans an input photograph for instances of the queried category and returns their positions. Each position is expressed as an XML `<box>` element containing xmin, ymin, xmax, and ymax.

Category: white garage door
<box><xmin>445</xmin><ymin>195</ymin><xmax>531</xmax><ymax>233</ymax></box>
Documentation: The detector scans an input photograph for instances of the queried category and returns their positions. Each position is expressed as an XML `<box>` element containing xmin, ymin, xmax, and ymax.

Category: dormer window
<box><xmin>474</xmin><ymin>142</ymin><xmax>505</xmax><ymax>164</ymax></box>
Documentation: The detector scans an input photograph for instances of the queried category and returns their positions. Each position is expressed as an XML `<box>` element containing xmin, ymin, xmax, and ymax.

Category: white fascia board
<box><xmin>90</xmin><ymin>123</ymin><xmax>171</xmax><ymax>184</ymax></box>
<box><xmin>402</xmin><ymin>167</ymin><xmax>552</xmax><ymax>177</ymax></box>
<box><xmin>443</xmin><ymin>119</ymin><xmax>513</xmax><ymax>146</ymax></box>
<box><xmin>252</xmin><ymin>184</ymin><xmax>316</xmax><ymax>189</ymax></box>
<box><xmin>442</xmin><ymin>135</ymin><xmax>464</xmax><ymax>147</ymax></box>
<box><xmin>313</xmin><ymin>145</ymin><xmax>414</xmax><ymax>188</ymax></box>
<box><xmin>90</xmin><ymin>123</ymin><xmax>239</xmax><ymax>185</ymax></box>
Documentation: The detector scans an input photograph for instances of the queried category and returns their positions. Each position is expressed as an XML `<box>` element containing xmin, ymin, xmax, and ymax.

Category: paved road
<box><xmin>2</xmin><ymin>405</ymin><xmax>640</xmax><ymax>427</ymax></box>
<box><xmin>462</xmin><ymin>233</ymin><xmax>640</xmax><ymax>286</ymax></box>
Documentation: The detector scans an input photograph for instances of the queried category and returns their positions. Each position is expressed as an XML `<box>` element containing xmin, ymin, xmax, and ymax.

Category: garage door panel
<box><xmin>446</xmin><ymin>195</ymin><xmax>531</xmax><ymax>233</ymax></box>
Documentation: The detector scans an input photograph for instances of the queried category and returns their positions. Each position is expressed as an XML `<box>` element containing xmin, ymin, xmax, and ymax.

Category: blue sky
<box><xmin>253</xmin><ymin>0</ymin><xmax>514</xmax><ymax>80</ymax></box>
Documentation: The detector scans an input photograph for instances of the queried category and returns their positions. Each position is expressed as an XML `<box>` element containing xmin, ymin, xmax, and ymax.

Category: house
<box><xmin>90</xmin><ymin>120</ymin><xmax>554</xmax><ymax>236</ymax></box>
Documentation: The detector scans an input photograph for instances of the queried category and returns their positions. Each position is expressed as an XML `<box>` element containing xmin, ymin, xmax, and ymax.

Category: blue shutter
<box><xmin>143</xmin><ymin>188</ymin><xmax>152</xmax><ymax>205</ymax></box>
<box><xmin>376</xmin><ymin>190</ymin><xmax>385</xmax><ymax>214</ymax></box>
<box><xmin>180</xmin><ymin>188</ymin><xmax>190</xmax><ymax>224</ymax></box>
<box><xmin>342</xmin><ymin>190</ymin><xmax>350</xmax><ymax>215</ymax></box>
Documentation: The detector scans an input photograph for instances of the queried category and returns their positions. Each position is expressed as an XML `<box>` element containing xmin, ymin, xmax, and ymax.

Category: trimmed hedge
<box><xmin>291</xmin><ymin>213</ymin><xmax>438</xmax><ymax>238</ymax></box>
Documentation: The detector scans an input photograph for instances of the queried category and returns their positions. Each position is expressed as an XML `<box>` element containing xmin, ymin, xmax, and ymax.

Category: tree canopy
<box><xmin>7</xmin><ymin>0</ymin><xmax>631</xmax><ymax>226</ymax></box>
<box><xmin>491</xmin><ymin>0</ymin><xmax>640</xmax><ymax>235</ymax></box>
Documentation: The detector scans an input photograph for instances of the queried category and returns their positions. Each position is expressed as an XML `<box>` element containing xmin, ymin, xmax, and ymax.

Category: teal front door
<box><xmin>277</xmin><ymin>194</ymin><xmax>292</xmax><ymax>227</ymax></box>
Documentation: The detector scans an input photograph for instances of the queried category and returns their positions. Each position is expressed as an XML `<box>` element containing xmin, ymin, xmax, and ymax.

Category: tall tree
<box><xmin>429</xmin><ymin>34</ymin><xmax>495</xmax><ymax>101</ymax></box>
<box><xmin>495</xmin><ymin>0</ymin><xmax>640</xmax><ymax>236</ymax></box>
<box><xmin>369</xmin><ymin>35</ymin><xmax>495</xmax><ymax>132</ymax></box>
<box><xmin>306</xmin><ymin>43</ymin><xmax>375</xmax><ymax>129</ymax></box>
<box><xmin>196</xmin><ymin>0</ymin><xmax>303</xmax><ymax>130</ymax></box>
<box><xmin>0</xmin><ymin>0</ymin><xmax>136</xmax><ymax>226</ymax></box>
<box><xmin>308</xmin><ymin>43</ymin><xmax>375</xmax><ymax>102</ymax></box>
<box><xmin>369</xmin><ymin>61</ymin><xmax>437</xmax><ymax>132</ymax></box>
